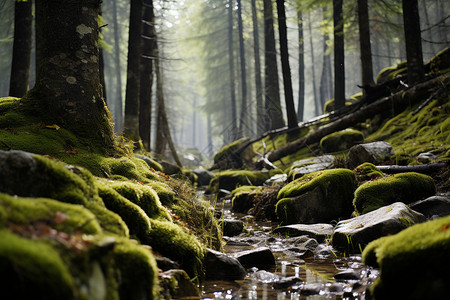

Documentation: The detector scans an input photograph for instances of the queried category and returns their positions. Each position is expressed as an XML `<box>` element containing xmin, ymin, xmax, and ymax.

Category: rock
<box><xmin>204</xmin><ymin>249</ymin><xmax>246</xmax><ymax>280</ymax></box>
<box><xmin>273</xmin><ymin>276</ymin><xmax>303</xmax><ymax>289</ymax></box>
<box><xmin>332</xmin><ymin>202</ymin><xmax>426</xmax><ymax>253</ymax></box>
<box><xmin>160</xmin><ymin>269</ymin><xmax>199</xmax><ymax>298</ymax></box>
<box><xmin>231</xmin><ymin>186</ymin><xmax>260</xmax><ymax>213</ymax></box>
<box><xmin>272</xmin><ymin>224</ymin><xmax>334</xmax><ymax>243</ymax></box>
<box><xmin>220</xmin><ymin>219</ymin><xmax>244</xmax><ymax>237</ymax></box>
<box><xmin>134</xmin><ymin>154</ymin><xmax>163</xmax><ymax>172</ymax></box>
<box><xmin>265</xmin><ymin>173</ymin><xmax>288</xmax><ymax>185</ymax></box>
<box><xmin>250</xmin><ymin>270</ymin><xmax>279</xmax><ymax>283</ymax></box>
<box><xmin>362</xmin><ymin>214</ymin><xmax>450</xmax><ymax>300</ymax></box>
<box><xmin>353</xmin><ymin>172</ymin><xmax>436</xmax><ymax>215</ymax></box>
<box><xmin>155</xmin><ymin>256</ymin><xmax>180</xmax><ymax>271</ymax></box>
<box><xmin>287</xmin><ymin>247</ymin><xmax>315</xmax><ymax>258</ymax></box>
<box><xmin>232</xmin><ymin>247</ymin><xmax>276</xmax><ymax>270</ymax></box>
<box><xmin>209</xmin><ymin>170</ymin><xmax>271</xmax><ymax>193</ymax></box>
<box><xmin>159</xmin><ymin>160</ymin><xmax>181</xmax><ymax>175</ymax></box>
<box><xmin>276</xmin><ymin>169</ymin><xmax>357</xmax><ymax>224</ymax></box>
<box><xmin>353</xmin><ymin>163</ymin><xmax>384</xmax><ymax>184</ymax></box>
<box><xmin>287</xmin><ymin>155</ymin><xmax>335</xmax><ymax>180</ymax></box>
<box><xmin>417</xmin><ymin>152</ymin><xmax>438</xmax><ymax>163</ymax></box>
<box><xmin>320</xmin><ymin>129</ymin><xmax>364</xmax><ymax>153</ymax></box>
<box><xmin>409</xmin><ymin>195</ymin><xmax>450</xmax><ymax>219</ymax></box>
<box><xmin>0</xmin><ymin>150</ymin><xmax>39</xmax><ymax>196</ymax></box>
<box><xmin>334</xmin><ymin>269</ymin><xmax>359</xmax><ymax>281</ymax></box>
<box><xmin>193</xmin><ymin>167</ymin><xmax>214</xmax><ymax>186</ymax></box>
<box><xmin>346</xmin><ymin>141</ymin><xmax>395</xmax><ymax>169</ymax></box>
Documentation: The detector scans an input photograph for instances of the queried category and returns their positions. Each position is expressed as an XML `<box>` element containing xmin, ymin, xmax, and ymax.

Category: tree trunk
<box><xmin>251</xmin><ymin>0</ymin><xmax>265</xmax><ymax>136</ymax></box>
<box><xmin>9</xmin><ymin>0</ymin><xmax>32</xmax><ymax>98</ymax></box>
<box><xmin>27</xmin><ymin>0</ymin><xmax>114</xmax><ymax>150</ymax></box>
<box><xmin>320</xmin><ymin>27</ymin><xmax>332</xmax><ymax>107</ymax></box>
<box><xmin>333</xmin><ymin>0</ymin><xmax>345</xmax><ymax>109</ymax></box>
<box><xmin>357</xmin><ymin>0</ymin><xmax>374</xmax><ymax>91</ymax></box>
<box><xmin>227</xmin><ymin>0</ymin><xmax>238</xmax><ymax>141</ymax></box>
<box><xmin>263</xmin><ymin>0</ymin><xmax>285</xmax><ymax>130</ymax></box>
<box><xmin>112</xmin><ymin>0</ymin><xmax>124</xmax><ymax>132</ymax></box>
<box><xmin>297</xmin><ymin>10</ymin><xmax>305</xmax><ymax>122</ymax></box>
<box><xmin>124</xmin><ymin>0</ymin><xmax>143</xmax><ymax>141</ymax></box>
<box><xmin>276</xmin><ymin>0</ymin><xmax>298</xmax><ymax>129</ymax></box>
<box><xmin>139</xmin><ymin>0</ymin><xmax>155</xmax><ymax>151</ymax></box>
<box><xmin>237</xmin><ymin>0</ymin><xmax>248</xmax><ymax>137</ymax></box>
<box><xmin>402</xmin><ymin>0</ymin><xmax>425</xmax><ymax>85</ymax></box>
<box><xmin>308</xmin><ymin>12</ymin><xmax>320</xmax><ymax>116</ymax></box>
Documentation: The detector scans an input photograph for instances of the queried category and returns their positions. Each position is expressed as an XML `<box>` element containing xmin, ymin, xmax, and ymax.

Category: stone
<box><xmin>287</xmin><ymin>155</ymin><xmax>335</xmax><ymax>180</ymax></box>
<box><xmin>155</xmin><ymin>256</ymin><xmax>179</xmax><ymax>271</ymax></box>
<box><xmin>204</xmin><ymin>249</ymin><xmax>246</xmax><ymax>280</ymax></box>
<box><xmin>417</xmin><ymin>152</ymin><xmax>438</xmax><ymax>163</ymax></box>
<box><xmin>159</xmin><ymin>160</ymin><xmax>182</xmax><ymax>175</ymax></box>
<box><xmin>320</xmin><ymin>129</ymin><xmax>364</xmax><ymax>153</ymax></box>
<box><xmin>409</xmin><ymin>195</ymin><xmax>450</xmax><ymax>219</ymax></box>
<box><xmin>250</xmin><ymin>270</ymin><xmax>279</xmax><ymax>283</ymax></box>
<box><xmin>0</xmin><ymin>150</ymin><xmax>38</xmax><ymax>196</ymax></box>
<box><xmin>346</xmin><ymin>141</ymin><xmax>395</xmax><ymax>169</ymax></box>
<box><xmin>232</xmin><ymin>247</ymin><xmax>276</xmax><ymax>270</ymax></box>
<box><xmin>273</xmin><ymin>277</ymin><xmax>303</xmax><ymax>289</ymax></box>
<box><xmin>265</xmin><ymin>173</ymin><xmax>288</xmax><ymax>185</ymax></box>
<box><xmin>160</xmin><ymin>269</ymin><xmax>199</xmax><ymax>298</ymax></box>
<box><xmin>221</xmin><ymin>219</ymin><xmax>244</xmax><ymax>237</ymax></box>
<box><xmin>334</xmin><ymin>269</ymin><xmax>359</xmax><ymax>281</ymax></box>
<box><xmin>272</xmin><ymin>223</ymin><xmax>334</xmax><ymax>243</ymax></box>
<box><xmin>193</xmin><ymin>167</ymin><xmax>214</xmax><ymax>186</ymax></box>
<box><xmin>332</xmin><ymin>202</ymin><xmax>426</xmax><ymax>253</ymax></box>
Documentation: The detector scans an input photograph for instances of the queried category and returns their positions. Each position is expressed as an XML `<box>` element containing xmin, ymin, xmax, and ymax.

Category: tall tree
<box><xmin>357</xmin><ymin>0</ymin><xmax>374</xmax><ymax>91</ymax></box>
<box><xmin>139</xmin><ymin>0</ymin><xmax>156</xmax><ymax>151</ymax></box>
<box><xmin>308</xmin><ymin>12</ymin><xmax>320</xmax><ymax>116</ymax></box>
<box><xmin>27</xmin><ymin>0</ymin><xmax>114</xmax><ymax>149</ymax></box>
<box><xmin>276</xmin><ymin>0</ymin><xmax>298</xmax><ymax>128</ymax></box>
<box><xmin>9</xmin><ymin>0</ymin><xmax>32</xmax><ymax>97</ymax></box>
<box><xmin>111</xmin><ymin>0</ymin><xmax>124</xmax><ymax>132</ymax></box>
<box><xmin>402</xmin><ymin>0</ymin><xmax>424</xmax><ymax>84</ymax></box>
<box><xmin>124</xmin><ymin>0</ymin><xmax>143</xmax><ymax>141</ymax></box>
<box><xmin>228</xmin><ymin>0</ymin><xmax>238</xmax><ymax>140</ymax></box>
<box><xmin>333</xmin><ymin>0</ymin><xmax>345</xmax><ymax>109</ymax></box>
<box><xmin>237</xmin><ymin>0</ymin><xmax>248</xmax><ymax>137</ymax></box>
<box><xmin>297</xmin><ymin>10</ymin><xmax>305</xmax><ymax>122</ymax></box>
<box><xmin>319</xmin><ymin>8</ymin><xmax>333</xmax><ymax>109</ymax></box>
<box><xmin>251</xmin><ymin>0</ymin><xmax>265</xmax><ymax>135</ymax></box>
<box><xmin>263</xmin><ymin>0</ymin><xmax>284</xmax><ymax>130</ymax></box>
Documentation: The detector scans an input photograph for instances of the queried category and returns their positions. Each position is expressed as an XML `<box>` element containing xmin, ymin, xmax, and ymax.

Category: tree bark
<box><xmin>357</xmin><ymin>0</ymin><xmax>374</xmax><ymax>91</ymax></box>
<box><xmin>251</xmin><ymin>0</ymin><xmax>265</xmax><ymax>136</ymax></box>
<box><xmin>112</xmin><ymin>0</ymin><xmax>124</xmax><ymax>132</ymax></box>
<box><xmin>376</xmin><ymin>162</ymin><xmax>448</xmax><ymax>175</ymax></box>
<box><xmin>265</xmin><ymin>73</ymin><xmax>450</xmax><ymax>164</ymax></box>
<box><xmin>276</xmin><ymin>0</ymin><xmax>298</xmax><ymax>129</ymax></box>
<box><xmin>402</xmin><ymin>0</ymin><xmax>425</xmax><ymax>85</ymax></box>
<box><xmin>124</xmin><ymin>0</ymin><xmax>143</xmax><ymax>141</ymax></box>
<box><xmin>9</xmin><ymin>0</ymin><xmax>32</xmax><ymax>98</ymax></box>
<box><xmin>263</xmin><ymin>0</ymin><xmax>285</xmax><ymax>130</ymax></box>
<box><xmin>297</xmin><ymin>10</ymin><xmax>305</xmax><ymax>122</ymax></box>
<box><xmin>228</xmin><ymin>0</ymin><xmax>238</xmax><ymax>141</ymax></box>
<box><xmin>308</xmin><ymin>12</ymin><xmax>320</xmax><ymax>116</ymax></box>
<box><xmin>139</xmin><ymin>0</ymin><xmax>155</xmax><ymax>151</ymax></box>
<box><xmin>27</xmin><ymin>0</ymin><xmax>114</xmax><ymax>150</ymax></box>
<box><xmin>237</xmin><ymin>0</ymin><xmax>248</xmax><ymax>137</ymax></box>
<box><xmin>333</xmin><ymin>0</ymin><xmax>345</xmax><ymax>109</ymax></box>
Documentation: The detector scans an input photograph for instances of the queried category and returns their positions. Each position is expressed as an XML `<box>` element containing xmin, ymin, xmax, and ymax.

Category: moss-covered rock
<box><xmin>276</xmin><ymin>169</ymin><xmax>357</xmax><ymax>224</ymax></box>
<box><xmin>323</xmin><ymin>97</ymin><xmax>358</xmax><ymax>114</ymax></box>
<box><xmin>376</xmin><ymin>61</ymin><xmax>407</xmax><ymax>84</ymax></box>
<box><xmin>320</xmin><ymin>129</ymin><xmax>364</xmax><ymax>153</ymax></box>
<box><xmin>353</xmin><ymin>172</ymin><xmax>436</xmax><ymax>215</ymax></box>
<box><xmin>362</xmin><ymin>215</ymin><xmax>450</xmax><ymax>299</ymax></box>
<box><xmin>353</xmin><ymin>162</ymin><xmax>384</xmax><ymax>184</ymax></box>
<box><xmin>231</xmin><ymin>186</ymin><xmax>261</xmax><ymax>213</ymax></box>
<box><xmin>213</xmin><ymin>138</ymin><xmax>255</xmax><ymax>170</ymax></box>
<box><xmin>208</xmin><ymin>170</ymin><xmax>272</xmax><ymax>193</ymax></box>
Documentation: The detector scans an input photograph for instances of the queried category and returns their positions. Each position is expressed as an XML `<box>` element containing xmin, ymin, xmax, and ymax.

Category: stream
<box><xmin>199</xmin><ymin>197</ymin><xmax>379</xmax><ymax>300</ymax></box>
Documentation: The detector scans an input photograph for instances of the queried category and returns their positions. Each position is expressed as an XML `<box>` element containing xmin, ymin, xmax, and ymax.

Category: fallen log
<box><xmin>376</xmin><ymin>162</ymin><xmax>449</xmax><ymax>175</ymax></box>
<box><xmin>263</xmin><ymin>72</ymin><xmax>450</xmax><ymax>166</ymax></box>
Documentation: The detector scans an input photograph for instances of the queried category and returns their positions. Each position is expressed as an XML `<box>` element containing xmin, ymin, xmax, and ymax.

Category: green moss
<box><xmin>323</xmin><ymin>98</ymin><xmax>355</xmax><ymax>113</ymax></box>
<box><xmin>252</xmin><ymin>128</ymin><xmax>310</xmax><ymax>157</ymax></box>
<box><xmin>231</xmin><ymin>185</ymin><xmax>261</xmax><ymax>213</ymax></box>
<box><xmin>353</xmin><ymin>172</ymin><xmax>436</xmax><ymax>215</ymax></box>
<box><xmin>353</xmin><ymin>163</ymin><xmax>384</xmax><ymax>184</ymax></box>
<box><xmin>146</xmin><ymin>180</ymin><xmax>175</xmax><ymax>205</ymax></box>
<box><xmin>213</xmin><ymin>138</ymin><xmax>249</xmax><ymax>163</ymax></box>
<box><xmin>0</xmin><ymin>229</ymin><xmax>76</xmax><ymax>299</ymax></box>
<box><xmin>320</xmin><ymin>129</ymin><xmax>364</xmax><ymax>153</ymax></box>
<box><xmin>0</xmin><ymin>193</ymin><xmax>102</xmax><ymax>235</ymax></box>
<box><xmin>100</xmin><ymin>157</ymin><xmax>160</xmax><ymax>183</ymax></box>
<box><xmin>362</xmin><ymin>215</ymin><xmax>450</xmax><ymax>299</ymax></box>
<box><xmin>208</xmin><ymin>170</ymin><xmax>271</xmax><ymax>192</ymax></box>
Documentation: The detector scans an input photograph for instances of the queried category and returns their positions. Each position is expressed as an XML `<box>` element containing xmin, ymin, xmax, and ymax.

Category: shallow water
<box><xmin>198</xmin><ymin>199</ymin><xmax>378</xmax><ymax>300</ymax></box>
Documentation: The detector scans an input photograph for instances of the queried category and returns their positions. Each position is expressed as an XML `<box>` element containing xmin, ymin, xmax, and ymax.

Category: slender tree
<box><xmin>308</xmin><ymin>12</ymin><xmax>320</xmax><ymax>116</ymax></box>
<box><xmin>139</xmin><ymin>0</ymin><xmax>155</xmax><ymax>151</ymax></box>
<box><xmin>111</xmin><ymin>0</ymin><xmax>124</xmax><ymax>132</ymax></box>
<box><xmin>276</xmin><ymin>0</ymin><xmax>298</xmax><ymax>128</ymax></box>
<box><xmin>228</xmin><ymin>0</ymin><xmax>238</xmax><ymax>140</ymax></box>
<box><xmin>124</xmin><ymin>0</ymin><xmax>143</xmax><ymax>141</ymax></box>
<box><xmin>357</xmin><ymin>0</ymin><xmax>374</xmax><ymax>91</ymax></box>
<box><xmin>263</xmin><ymin>0</ymin><xmax>284</xmax><ymax>130</ymax></box>
<box><xmin>251</xmin><ymin>0</ymin><xmax>265</xmax><ymax>135</ymax></box>
<box><xmin>402</xmin><ymin>0</ymin><xmax>424</xmax><ymax>84</ymax></box>
<box><xmin>333</xmin><ymin>0</ymin><xmax>345</xmax><ymax>109</ymax></box>
<box><xmin>26</xmin><ymin>0</ymin><xmax>114</xmax><ymax>149</ymax></box>
<box><xmin>297</xmin><ymin>10</ymin><xmax>305</xmax><ymax>122</ymax></box>
<box><xmin>237</xmin><ymin>0</ymin><xmax>248</xmax><ymax>137</ymax></box>
<box><xmin>9</xmin><ymin>0</ymin><xmax>32</xmax><ymax>97</ymax></box>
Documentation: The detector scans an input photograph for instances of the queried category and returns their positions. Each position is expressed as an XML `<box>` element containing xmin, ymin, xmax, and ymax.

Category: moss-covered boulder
<box><xmin>213</xmin><ymin>138</ymin><xmax>255</xmax><ymax>170</ymax></box>
<box><xmin>208</xmin><ymin>170</ymin><xmax>271</xmax><ymax>193</ymax></box>
<box><xmin>286</xmin><ymin>155</ymin><xmax>335</xmax><ymax>181</ymax></box>
<box><xmin>276</xmin><ymin>169</ymin><xmax>357</xmax><ymax>224</ymax></box>
<box><xmin>353</xmin><ymin>162</ymin><xmax>384</xmax><ymax>184</ymax></box>
<box><xmin>231</xmin><ymin>185</ymin><xmax>261</xmax><ymax>213</ymax></box>
<box><xmin>362</xmin><ymin>215</ymin><xmax>450</xmax><ymax>299</ymax></box>
<box><xmin>353</xmin><ymin>172</ymin><xmax>436</xmax><ymax>215</ymax></box>
<box><xmin>346</xmin><ymin>141</ymin><xmax>395</xmax><ymax>169</ymax></box>
<box><xmin>320</xmin><ymin>129</ymin><xmax>364</xmax><ymax>153</ymax></box>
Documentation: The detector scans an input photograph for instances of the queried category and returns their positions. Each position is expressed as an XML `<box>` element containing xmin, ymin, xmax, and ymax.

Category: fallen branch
<box><xmin>376</xmin><ymin>162</ymin><xmax>449</xmax><ymax>174</ymax></box>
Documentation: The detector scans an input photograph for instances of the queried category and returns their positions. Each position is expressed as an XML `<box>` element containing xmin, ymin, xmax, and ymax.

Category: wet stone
<box><xmin>409</xmin><ymin>195</ymin><xmax>450</xmax><ymax>219</ymax></box>
<box><xmin>232</xmin><ymin>247</ymin><xmax>276</xmax><ymax>270</ymax></box>
<box><xmin>204</xmin><ymin>249</ymin><xmax>246</xmax><ymax>280</ymax></box>
<box><xmin>272</xmin><ymin>223</ymin><xmax>334</xmax><ymax>243</ymax></box>
<box><xmin>273</xmin><ymin>276</ymin><xmax>303</xmax><ymax>289</ymax></box>
<box><xmin>155</xmin><ymin>256</ymin><xmax>179</xmax><ymax>271</ymax></box>
<box><xmin>220</xmin><ymin>219</ymin><xmax>244</xmax><ymax>237</ymax></box>
<box><xmin>334</xmin><ymin>269</ymin><xmax>360</xmax><ymax>281</ymax></box>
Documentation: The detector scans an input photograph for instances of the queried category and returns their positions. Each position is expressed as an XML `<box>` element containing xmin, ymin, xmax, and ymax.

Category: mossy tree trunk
<box><xmin>26</xmin><ymin>0</ymin><xmax>114</xmax><ymax>150</ymax></box>
<box><xmin>297</xmin><ymin>10</ymin><xmax>305</xmax><ymax>122</ymax></box>
<box><xmin>9</xmin><ymin>0</ymin><xmax>32</xmax><ymax>98</ymax></box>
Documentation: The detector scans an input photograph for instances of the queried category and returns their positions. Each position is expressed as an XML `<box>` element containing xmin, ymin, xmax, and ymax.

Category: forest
<box><xmin>0</xmin><ymin>0</ymin><xmax>450</xmax><ymax>299</ymax></box>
